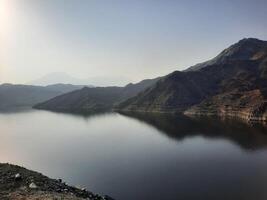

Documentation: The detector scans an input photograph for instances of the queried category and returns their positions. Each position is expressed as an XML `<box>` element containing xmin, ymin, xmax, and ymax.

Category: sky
<box><xmin>0</xmin><ymin>0</ymin><xmax>267</xmax><ymax>86</ymax></box>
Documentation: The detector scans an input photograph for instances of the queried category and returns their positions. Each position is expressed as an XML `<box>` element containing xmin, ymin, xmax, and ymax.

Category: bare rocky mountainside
<box><xmin>35</xmin><ymin>38</ymin><xmax>267</xmax><ymax>122</ymax></box>
<box><xmin>117</xmin><ymin>38</ymin><xmax>267</xmax><ymax>122</ymax></box>
<box><xmin>34</xmin><ymin>78</ymin><xmax>160</xmax><ymax>112</ymax></box>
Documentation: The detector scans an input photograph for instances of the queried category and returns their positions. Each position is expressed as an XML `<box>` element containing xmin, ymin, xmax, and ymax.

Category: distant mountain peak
<box><xmin>237</xmin><ymin>37</ymin><xmax>263</xmax><ymax>44</ymax></box>
<box><xmin>29</xmin><ymin>72</ymin><xmax>131</xmax><ymax>87</ymax></box>
<box><xmin>217</xmin><ymin>38</ymin><xmax>266</xmax><ymax>59</ymax></box>
<box><xmin>228</xmin><ymin>37</ymin><xmax>267</xmax><ymax>51</ymax></box>
<box><xmin>185</xmin><ymin>38</ymin><xmax>267</xmax><ymax>72</ymax></box>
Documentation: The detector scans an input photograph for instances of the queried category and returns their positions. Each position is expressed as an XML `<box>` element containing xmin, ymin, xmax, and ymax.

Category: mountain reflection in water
<box><xmin>119</xmin><ymin>111</ymin><xmax>267</xmax><ymax>150</ymax></box>
<box><xmin>1</xmin><ymin>109</ymin><xmax>267</xmax><ymax>200</ymax></box>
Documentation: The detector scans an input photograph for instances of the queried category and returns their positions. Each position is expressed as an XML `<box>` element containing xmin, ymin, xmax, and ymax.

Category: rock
<box><xmin>29</xmin><ymin>182</ymin><xmax>38</xmax><ymax>189</ymax></box>
<box><xmin>56</xmin><ymin>188</ymin><xmax>62</xmax><ymax>193</ymax></box>
<box><xmin>14</xmin><ymin>173</ymin><xmax>22</xmax><ymax>181</ymax></box>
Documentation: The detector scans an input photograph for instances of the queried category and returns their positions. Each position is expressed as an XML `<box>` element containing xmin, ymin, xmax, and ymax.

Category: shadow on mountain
<box><xmin>119</xmin><ymin>111</ymin><xmax>267</xmax><ymax>151</ymax></box>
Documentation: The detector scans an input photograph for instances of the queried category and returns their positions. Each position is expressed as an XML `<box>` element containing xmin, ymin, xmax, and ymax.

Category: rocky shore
<box><xmin>0</xmin><ymin>163</ymin><xmax>115</xmax><ymax>200</ymax></box>
<box><xmin>184</xmin><ymin>89</ymin><xmax>267</xmax><ymax>123</ymax></box>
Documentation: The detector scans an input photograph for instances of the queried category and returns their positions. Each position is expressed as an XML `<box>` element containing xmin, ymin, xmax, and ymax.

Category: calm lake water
<box><xmin>1</xmin><ymin>109</ymin><xmax>267</xmax><ymax>200</ymax></box>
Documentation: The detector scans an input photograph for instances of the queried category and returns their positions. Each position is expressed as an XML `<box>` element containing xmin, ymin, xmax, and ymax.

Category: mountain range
<box><xmin>120</xmin><ymin>38</ymin><xmax>267</xmax><ymax>121</ymax></box>
<box><xmin>30</xmin><ymin>72</ymin><xmax>130</xmax><ymax>87</ymax></box>
<box><xmin>34</xmin><ymin>78</ymin><xmax>160</xmax><ymax>112</ymax></box>
<box><xmin>30</xmin><ymin>38</ymin><xmax>267</xmax><ymax>122</ymax></box>
<box><xmin>0</xmin><ymin>84</ymin><xmax>86</xmax><ymax>109</ymax></box>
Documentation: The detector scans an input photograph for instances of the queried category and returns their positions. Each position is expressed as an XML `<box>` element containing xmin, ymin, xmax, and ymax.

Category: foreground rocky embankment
<box><xmin>0</xmin><ymin>163</ymin><xmax>114</xmax><ymax>200</ymax></box>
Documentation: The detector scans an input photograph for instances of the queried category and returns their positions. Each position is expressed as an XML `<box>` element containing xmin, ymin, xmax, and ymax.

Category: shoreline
<box><xmin>0</xmin><ymin>163</ymin><xmax>115</xmax><ymax>200</ymax></box>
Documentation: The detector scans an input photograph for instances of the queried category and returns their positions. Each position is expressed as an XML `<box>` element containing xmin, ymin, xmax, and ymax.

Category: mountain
<box><xmin>118</xmin><ymin>38</ymin><xmax>267</xmax><ymax>122</ymax></box>
<box><xmin>34</xmin><ymin>78</ymin><xmax>160</xmax><ymax>112</ymax></box>
<box><xmin>45</xmin><ymin>84</ymin><xmax>87</xmax><ymax>93</ymax></box>
<box><xmin>0</xmin><ymin>84</ymin><xmax>84</xmax><ymax>109</ymax></box>
<box><xmin>34</xmin><ymin>87</ymin><xmax>122</xmax><ymax>112</ymax></box>
<box><xmin>185</xmin><ymin>38</ymin><xmax>267</xmax><ymax>71</ymax></box>
<box><xmin>29</xmin><ymin>72</ymin><xmax>95</xmax><ymax>87</ymax></box>
<box><xmin>34</xmin><ymin>38</ymin><xmax>267</xmax><ymax>122</ymax></box>
<box><xmin>30</xmin><ymin>72</ymin><xmax>130</xmax><ymax>87</ymax></box>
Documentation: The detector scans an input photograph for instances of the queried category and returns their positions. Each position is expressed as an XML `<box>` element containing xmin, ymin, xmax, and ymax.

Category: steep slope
<box><xmin>0</xmin><ymin>84</ymin><xmax>84</xmax><ymax>109</ymax></box>
<box><xmin>118</xmin><ymin>77</ymin><xmax>161</xmax><ymax>102</ymax></box>
<box><xmin>185</xmin><ymin>38</ymin><xmax>267</xmax><ymax>71</ymax></box>
<box><xmin>45</xmin><ymin>84</ymin><xmax>90</xmax><ymax>93</ymax></box>
<box><xmin>118</xmin><ymin>38</ymin><xmax>267</xmax><ymax>121</ymax></box>
<box><xmin>34</xmin><ymin>78</ymin><xmax>160</xmax><ymax>112</ymax></box>
<box><xmin>185</xmin><ymin>56</ymin><xmax>267</xmax><ymax>121</ymax></box>
<box><xmin>34</xmin><ymin>87</ymin><xmax>122</xmax><ymax>112</ymax></box>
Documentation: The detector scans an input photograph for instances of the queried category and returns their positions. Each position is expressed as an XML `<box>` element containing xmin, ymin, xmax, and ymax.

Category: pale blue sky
<box><xmin>1</xmin><ymin>0</ymin><xmax>267</xmax><ymax>85</ymax></box>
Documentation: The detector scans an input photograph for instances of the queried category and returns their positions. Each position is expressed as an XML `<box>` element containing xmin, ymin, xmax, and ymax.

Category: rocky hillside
<box><xmin>118</xmin><ymin>38</ymin><xmax>267</xmax><ymax>122</ymax></box>
<box><xmin>185</xmin><ymin>38</ymin><xmax>267</xmax><ymax>71</ymax></box>
<box><xmin>0</xmin><ymin>163</ymin><xmax>114</xmax><ymax>200</ymax></box>
<box><xmin>34</xmin><ymin>78</ymin><xmax>160</xmax><ymax>112</ymax></box>
<box><xmin>34</xmin><ymin>38</ymin><xmax>267</xmax><ymax>122</ymax></box>
<box><xmin>34</xmin><ymin>87</ymin><xmax>122</xmax><ymax>112</ymax></box>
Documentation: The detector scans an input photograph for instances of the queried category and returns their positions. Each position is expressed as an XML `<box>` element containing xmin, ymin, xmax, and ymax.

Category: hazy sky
<box><xmin>1</xmin><ymin>0</ymin><xmax>267</xmax><ymax>85</ymax></box>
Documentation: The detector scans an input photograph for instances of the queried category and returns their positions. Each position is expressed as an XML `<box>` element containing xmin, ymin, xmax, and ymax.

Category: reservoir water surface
<box><xmin>1</xmin><ymin>109</ymin><xmax>267</xmax><ymax>200</ymax></box>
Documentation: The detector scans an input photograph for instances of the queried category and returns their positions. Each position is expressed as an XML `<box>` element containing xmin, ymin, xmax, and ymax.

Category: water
<box><xmin>1</xmin><ymin>109</ymin><xmax>267</xmax><ymax>200</ymax></box>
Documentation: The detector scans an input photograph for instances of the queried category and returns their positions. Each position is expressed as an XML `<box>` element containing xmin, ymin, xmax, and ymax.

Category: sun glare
<box><xmin>0</xmin><ymin>0</ymin><xmax>9</xmax><ymax>25</ymax></box>
<box><xmin>0</xmin><ymin>0</ymin><xmax>13</xmax><ymax>83</ymax></box>
<box><xmin>0</xmin><ymin>0</ymin><xmax>14</xmax><ymax>38</ymax></box>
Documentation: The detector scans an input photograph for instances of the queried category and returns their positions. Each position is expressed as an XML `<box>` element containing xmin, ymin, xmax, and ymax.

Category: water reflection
<box><xmin>2</xmin><ymin>109</ymin><xmax>267</xmax><ymax>200</ymax></box>
<box><xmin>119</xmin><ymin>111</ymin><xmax>267</xmax><ymax>151</ymax></box>
<box><xmin>42</xmin><ymin>109</ymin><xmax>112</xmax><ymax>120</ymax></box>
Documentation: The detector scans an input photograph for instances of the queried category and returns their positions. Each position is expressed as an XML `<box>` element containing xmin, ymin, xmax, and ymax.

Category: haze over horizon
<box><xmin>1</xmin><ymin>0</ymin><xmax>267</xmax><ymax>85</ymax></box>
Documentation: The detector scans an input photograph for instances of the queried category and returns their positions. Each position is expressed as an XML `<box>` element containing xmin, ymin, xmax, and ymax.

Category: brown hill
<box><xmin>118</xmin><ymin>38</ymin><xmax>267</xmax><ymax>122</ymax></box>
